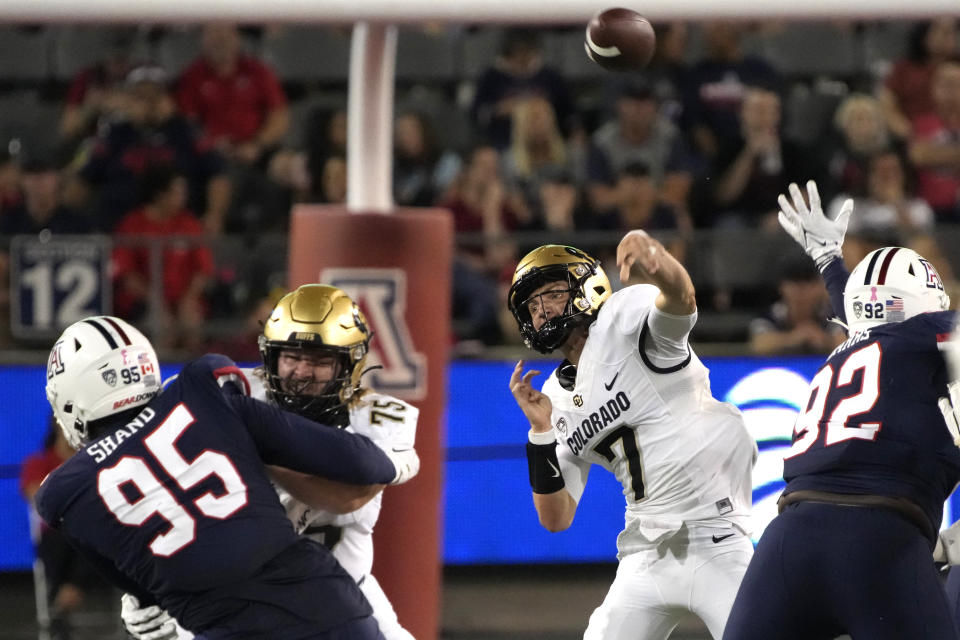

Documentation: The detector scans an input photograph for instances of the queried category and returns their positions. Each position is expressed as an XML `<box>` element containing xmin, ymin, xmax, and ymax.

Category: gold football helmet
<box><xmin>259</xmin><ymin>284</ymin><xmax>371</xmax><ymax>425</ymax></box>
<box><xmin>507</xmin><ymin>245</ymin><xmax>611</xmax><ymax>353</ymax></box>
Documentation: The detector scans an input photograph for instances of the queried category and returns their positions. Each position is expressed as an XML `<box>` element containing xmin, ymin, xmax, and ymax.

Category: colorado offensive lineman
<box><xmin>508</xmin><ymin>232</ymin><xmax>757</xmax><ymax>640</ymax></box>
<box><xmin>122</xmin><ymin>285</ymin><xmax>417</xmax><ymax>640</ymax></box>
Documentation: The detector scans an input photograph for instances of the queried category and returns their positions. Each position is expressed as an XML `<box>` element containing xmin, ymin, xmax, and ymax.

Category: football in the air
<box><xmin>584</xmin><ymin>7</ymin><xmax>656</xmax><ymax>72</ymax></box>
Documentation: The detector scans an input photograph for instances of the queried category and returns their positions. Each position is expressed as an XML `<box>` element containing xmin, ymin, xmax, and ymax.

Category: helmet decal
<box><xmin>844</xmin><ymin>247</ymin><xmax>950</xmax><ymax>334</ymax></box>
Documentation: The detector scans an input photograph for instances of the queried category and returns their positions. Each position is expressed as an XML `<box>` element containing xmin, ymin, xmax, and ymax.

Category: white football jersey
<box><xmin>244</xmin><ymin>369</ymin><xmax>419</xmax><ymax>582</ymax></box>
<box><xmin>542</xmin><ymin>287</ymin><xmax>757</xmax><ymax>558</ymax></box>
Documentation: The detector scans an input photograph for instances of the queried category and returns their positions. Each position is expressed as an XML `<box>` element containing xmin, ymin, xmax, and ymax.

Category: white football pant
<box><xmin>361</xmin><ymin>573</ymin><xmax>416</xmax><ymax>640</ymax></box>
<box><xmin>584</xmin><ymin>525</ymin><xmax>753</xmax><ymax>640</ymax></box>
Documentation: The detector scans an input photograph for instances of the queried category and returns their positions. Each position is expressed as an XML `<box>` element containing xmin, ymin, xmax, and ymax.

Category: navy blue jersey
<box><xmin>35</xmin><ymin>354</ymin><xmax>395</xmax><ymax>633</ymax></box>
<box><xmin>783</xmin><ymin>310</ymin><xmax>960</xmax><ymax>532</ymax></box>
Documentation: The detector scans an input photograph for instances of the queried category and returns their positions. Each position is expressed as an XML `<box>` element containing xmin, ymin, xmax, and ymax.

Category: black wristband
<box><xmin>526</xmin><ymin>441</ymin><xmax>565</xmax><ymax>494</ymax></box>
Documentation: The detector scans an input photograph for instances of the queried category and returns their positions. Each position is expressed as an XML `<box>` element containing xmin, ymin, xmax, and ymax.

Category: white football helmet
<box><xmin>844</xmin><ymin>247</ymin><xmax>950</xmax><ymax>334</ymax></box>
<box><xmin>46</xmin><ymin>316</ymin><xmax>161</xmax><ymax>449</ymax></box>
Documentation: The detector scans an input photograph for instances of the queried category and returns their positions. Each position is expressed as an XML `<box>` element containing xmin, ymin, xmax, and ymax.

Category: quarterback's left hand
<box><xmin>777</xmin><ymin>180</ymin><xmax>852</xmax><ymax>271</ymax></box>
<box><xmin>120</xmin><ymin>593</ymin><xmax>179</xmax><ymax>640</ymax></box>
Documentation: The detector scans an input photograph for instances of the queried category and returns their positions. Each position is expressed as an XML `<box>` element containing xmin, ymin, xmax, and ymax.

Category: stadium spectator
<box><xmin>316</xmin><ymin>154</ymin><xmax>347</xmax><ymax>205</ymax></box>
<box><xmin>0</xmin><ymin>149</ymin><xmax>23</xmax><ymax>214</ymax></box>
<box><xmin>827</xmin><ymin>148</ymin><xmax>958</xmax><ymax>299</ymax></box>
<box><xmin>393</xmin><ymin>110</ymin><xmax>461</xmax><ymax>207</ymax></box>
<box><xmin>177</xmin><ymin>23</ymin><xmax>292</xmax><ymax>232</ymax></box>
<box><xmin>177</xmin><ymin>24</ymin><xmax>289</xmax><ymax>163</ymax></box>
<box><xmin>112</xmin><ymin>164</ymin><xmax>214</xmax><ymax>351</ymax></box>
<box><xmin>879</xmin><ymin>18</ymin><xmax>958</xmax><ymax>139</ymax></box>
<box><xmin>827</xmin><ymin>148</ymin><xmax>936</xmax><ymax>264</ymax></box>
<box><xmin>444</xmin><ymin>145</ymin><xmax>522</xmax><ymax>344</ymax></box>
<box><xmin>682</xmin><ymin>21</ymin><xmax>782</xmax><ymax>160</ymax></box>
<box><xmin>72</xmin><ymin>64</ymin><xmax>231</xmax><ymax>234</ymax></box>
<box><xmin>59</xmin><ymin>27</ymin><xmax>140</xmax><ymax>147</ymax></box>
<box><xmin>521</xmin><ymin>168</ymin><xmax>590</xmax><ymax>236</ymax></box>
<box><xmin>304</xmin><ymin>107</ymin><xmax>348</xmax><ymax>202</ymax></box>
<box><xmin>645</xmin><ymin>22</ymin><xmax>692</xmax><ymax>125</ymax></box>
<box><xmin>748</xmin><ymin>256</ymin><xmax>845</xmax><ymax>355</ymax></box>
<box><xmin>820</xmin><ymin>93</ymin><xmax>894</xmax><ymax>201</ymax></box>
<box><xmin>470</xmin><ymin>27</ymin><xmax>576</xmax><ymax>151</ymax></box>
<box><xmin>908</xmin><ymin>57</ymin><xmax>960</xmax><ymax>222</ymax></box>
<box><xmin>608</xmin><ymin>161</ymin><xmax>690</xmax><ymax>262</ymax></box>
<box><xmin>0</xmin><ymin>157</ymin><xmax>91</xmax><ymax>351</ymax></box>
<box><xmin>712</xmin><ymin>87</ymin><xmax>812</xmax><ymax>228</ymax></box>
<box><xmin>502</xmin><ymin>96</ymin><xmax>578</xmax><ymax>218</ymax></box>
<box><xmin>0</xmin><ymin>158</ymin><xmax>92</xmax><ymax>236</ymax></box>
<box><xmin>586</xmin><ymin>79</ymin><xmax>696</xmax><ymax>218</ymax></box>
<box><xmin>21</xmin><ymin>422</ymin><xmax>105</xmax><ymax>640</ymax></box>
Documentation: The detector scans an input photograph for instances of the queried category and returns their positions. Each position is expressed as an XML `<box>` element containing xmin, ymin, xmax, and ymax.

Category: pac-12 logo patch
<box><xmin>102</xmin><ymin>369</ymin><xmax>117</xmax><ymax>387</ymax></box>
<box><xmin>556</xmin><ymin>417</ymin><xmax>568</xmax><ymax>436</ymax></box>
<box><xmin>852</xmin><ymin>301</ymin><xmax>863</xmax><ymax>319</ymax></box>
<box><xmin>322</xmin><ymin>268</ymin><xmax>427</xmax><ymax>400</ymax></box>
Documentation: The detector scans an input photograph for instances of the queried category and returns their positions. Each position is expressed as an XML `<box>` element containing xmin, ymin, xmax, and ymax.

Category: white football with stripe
<box><xmin>585</xmin><ymin>7</ymin><xmax>656</xmax><ymax>72</ymax></box>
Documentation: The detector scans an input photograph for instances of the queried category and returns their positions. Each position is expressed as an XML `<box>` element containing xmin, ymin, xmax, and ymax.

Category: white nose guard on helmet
<box><xmin>45</xmin><ymin>316</ymin><xmax>161</xmax><ymax>449</ymax></box>
<box><xmin>844</xmin><ymin>247</ymin><xmax>950</xmax><ymax>335</ymax></box>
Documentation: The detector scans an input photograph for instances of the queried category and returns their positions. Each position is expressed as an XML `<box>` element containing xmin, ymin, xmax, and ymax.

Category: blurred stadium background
<box><xmin>0</xmin><ymin>3</ymin><xmax>958</xmax><ymax>639</ymax></box>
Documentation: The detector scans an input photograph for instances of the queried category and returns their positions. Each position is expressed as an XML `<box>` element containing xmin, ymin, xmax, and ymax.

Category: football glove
<box><xmin>939</xmin><ymin>381</ymin><xmax>960</xmax><ymax>448</ymax></box>
<box><xmin>120</xmin><ymin>593</ymin><xmax>179</xmax><ymax>640</ymax></box>
<box><xmin>944</xmin><ymin>315</ymin><xmax>960</xmax><ymax>384</ymax></box>
<box><xmin>935</xmin><ymin>519</ymin><xmax>960</xmax><ymax>565</ymax></box>
<box><xmin>940</xmin><ymin>316</ymin><xmax>960</xmax><ymax>447</ymax></box>
<box><xmin>777</xmin><ymin>180</ymin><xmax>852</xmax><ymax>271</ymax></box>
<box><xmin>386</xmin><ymin>447</ymin><xmax>420</xmax><ymax>485</ymax></box>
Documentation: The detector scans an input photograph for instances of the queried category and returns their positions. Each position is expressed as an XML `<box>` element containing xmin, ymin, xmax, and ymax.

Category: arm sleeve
<box><xmin>821</xmin><ymin>257</ymin><xmax>850</xmax><ymax>323</ymax></box>
<box><xmin>227</xmin><ymin>395</ymin><xmax>396</xmax><ymax>484</ymax></box>
<box><xmin>556</xmin><ymin>441</ymin><xmax>590</xmax><ymax>504</ymax></box>
<box><xmin>647</xmin><ymin>305</ymin><xmax>697</xmax><ymax>348</ymax></box>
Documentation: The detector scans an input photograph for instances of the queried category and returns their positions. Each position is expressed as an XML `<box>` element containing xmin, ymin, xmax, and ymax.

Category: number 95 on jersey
<box><xmin>10</xmin><ymin>235</ymin><xmax>111</xmax><ymax>340</ymax></box>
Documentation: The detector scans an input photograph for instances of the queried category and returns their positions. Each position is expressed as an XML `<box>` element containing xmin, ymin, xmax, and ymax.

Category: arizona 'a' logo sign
<box><xmin>322</xmin><ymin>268</ymin><xmax>427</xmax><ymax>400</ymax></box>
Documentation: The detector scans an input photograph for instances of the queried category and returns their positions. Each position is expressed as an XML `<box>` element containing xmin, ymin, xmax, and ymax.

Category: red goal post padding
<box><xmin>288</xmin><ymin>205</ymin><xmax>452</xmax><ymax>640</ymax></box>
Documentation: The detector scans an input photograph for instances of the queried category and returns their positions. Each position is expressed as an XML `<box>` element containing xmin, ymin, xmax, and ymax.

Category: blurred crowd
<box><xmin>0</xmin><ymin>20</ymin><xmax>957</xmax><ymax>356</ymax></box>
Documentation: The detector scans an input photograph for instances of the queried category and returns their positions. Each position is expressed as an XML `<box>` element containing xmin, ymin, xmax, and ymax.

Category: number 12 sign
<box><xmin>11</xmin><ymin>235</ymin><xmax>111</xmax><ymax>339</ymax></box>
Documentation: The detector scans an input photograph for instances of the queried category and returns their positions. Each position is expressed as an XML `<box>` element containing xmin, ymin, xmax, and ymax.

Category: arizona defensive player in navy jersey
<box><xmin>35</xmin><ymin>316</ymin><xmax>418</xmax><ymax>639</ymax></box>
<box><xmin>724</xmin><ymin>181</ymin><xmax>960</xmax><ymax>640</ymax></box>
